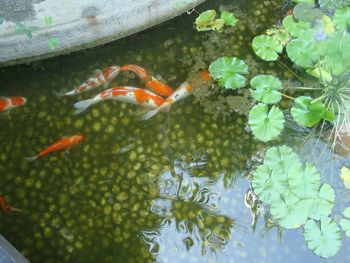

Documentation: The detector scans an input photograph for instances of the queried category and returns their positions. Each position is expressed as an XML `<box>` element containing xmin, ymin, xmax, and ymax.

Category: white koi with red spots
<box><xmin>73</xmin><ymin>86</ymin><xmax>165</xmax><ymax>115</ymax></box>
<box><xmin>141</xmin><ymin>81</ymin><xmax>192</xmax><ymax>120</ymax></box>
<box><xmin>53</xmin><ymin>66</ymin><xmax>121</xmax><ymax>96</ymax></box>
<box><xmin>0</xmin><ymin>96</ymin><xmax>27</xmax><ymax>112</ymax></box>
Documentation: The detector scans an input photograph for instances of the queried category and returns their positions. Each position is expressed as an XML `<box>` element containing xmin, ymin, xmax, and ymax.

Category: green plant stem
<box><xmin>277</xmin><ymin>59</ymin><xmax>303</xmax><ymax>82</ymax></box>
<box><xmin>311</xmin><ymin>94</ymin><xmax>326</xmax><ymax>104</ymax></box>
<box><xmin>293</xmin><ymin>87</ymin><xmax>323</xmax><ymax>90</ymax></box>
<box><xmin>281</xmin><ymin>92</ymin><xmax>295</xmax><ymax>100</ymax></box>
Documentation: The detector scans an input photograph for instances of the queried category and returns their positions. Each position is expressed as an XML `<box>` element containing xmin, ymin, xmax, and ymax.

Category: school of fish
<box><xmin>1</xmin><ymin>64</ymin><xmax>211</xmax><ymax>212</ymax></box>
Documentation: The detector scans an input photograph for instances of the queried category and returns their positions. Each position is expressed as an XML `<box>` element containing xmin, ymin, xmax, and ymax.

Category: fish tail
<box><xmin>25</xmin><ymin>155</ymin><xmax>38</xmax><ymax>162</ymax></box>
<box><xmin>52</xmin><ymin>90</ymin><xmax>65</xmax><ymax>97</ymax></box>
<box><xmin>73</xmin><ymin>98</ymin><xmax>96</xmax><ymax>115</ymax></box>
<box><xmin>141</xmin><ymin>108</ymin><xmax>162</xmax><ymax>120</ymax></box>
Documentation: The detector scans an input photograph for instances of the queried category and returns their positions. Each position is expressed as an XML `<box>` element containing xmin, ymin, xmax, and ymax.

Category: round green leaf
<box><xmin>333</xmin><ymin>7</ymin><xmax>350</xmax><ymax>32</ymax></box>
<box><xmin>252</xmin><ymin>164</ymin><xmax>287</xmax><ymax>204</ymax></box>
<box><xmin>250</xmin><ymin>75</ymin><xmax>282</xmax><ymax>104</ymax></box>
<box><xmin>195</xmin><ymin>10</ymin><xmax>224</xmax><ymax>32</ymax></box>
<box><xmin>220</xmin><ymin>11</ymin><xmax>238</xmax><ymax>27</ymax></box>
<box><xmin>339</xmin><ymin>207</ymin><xmax>350</xmax><ymax>237</ymax></box>
<box><xmin>288</xmin><ymin>163</ymin><xmax>320</xmax><ymax>199</ymax></box>
<box><xmin>209</xmin><ymin>56</ymin><xmax>248</xmax><ymax>89</ymax></box>
<box><xmin>286</xmin><ymin>38</ymin><xmax>318</xmax><ymax>67</ymax></box>
<box><xmin>263</xmin><ymin>145</ymin><xmax>301</xmax><ymax>172</ymax></box>
<box><xmin>282</xmin><ymin>15</ymin><xmax>311</xmax><ymax>37</ymax></box>
<box><xmin>308</xmin><ymin>183</ymin><xmax>335</xmax><ymax>220</ymax></box>
<box><xmin>270</xmin><ymin>191</ymin><xmax>311</xmax><ymax>229</ymax></box>
<box><xmin>252</xmin><ymin>35</ymin><xmax>283</xmax><ymax>61</ymax></box>
<box><xmin>293</xmin><ymin>3</ymin><xmax>323</xmax><ymax>22</ymax></box>
<box><xmin>248</xmin><ymin>104</ymin><xmax>285</xmax><ymax>142</ymax></box>
<box><xmin>304</xmin><ymin>217</ymin><xmax>342</xmax><ymax>258</ymax></box>
<box><xmin>290</xmin><ymin>96</ymin><xmax>327</xmax><ymax>127</ymax></box>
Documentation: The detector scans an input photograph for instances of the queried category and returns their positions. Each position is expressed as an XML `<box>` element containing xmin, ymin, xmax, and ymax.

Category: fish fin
<box><xmin>52</xmin><ymin>90</ymin><xmax>65</xmax><ymax>97</ymax></box>
<box><xmin>73</xmin><ymin>99</ymin><xmax>94</xmax><ymax>115</ymax></box>
<box><xmin>141</xmin><ymin>108</ymin><xmax>161</xmax><ymax>120</ymax></box>
<box><xmin>103</xmin><ymin>81</ymin><xmax>110</xmax><ymax>89</ymax></box>
<box><xmin>162</xmin><ymin>105</ymin><xmax>171</xmax><ymax>112</ymax></box>
<box><xmin>25</xmin><ymin>156</ymin><xmax>37</xmax><ymax>162</ymax></box>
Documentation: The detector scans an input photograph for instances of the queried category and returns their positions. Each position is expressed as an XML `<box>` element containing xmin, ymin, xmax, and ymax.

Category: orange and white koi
<box><xmin>73</xmin><ymin>86</ymin><xmax>165</xmax><ymax>115</ymax></box>
<box><xmin>0</xmin><ymin>96</ymin><xmax>27</xmax><ymax>112</ymax></box>
<box><xmin>25</xmin><ymin>135</ymin><xmax>84</xmax><ymax>161</ymax></box>
<box><xmin>118</xmin><ymin>64</ymin><xmax>174</xmax><ymax>97</ymax></box>
<box><xmin>141</xmin><ymin>70</ymin><xmax>212</xmax><ymax>120</ymax></box>
<box><xmin>54</xmin><ymin>66</ymin><xmax>121</xmax><ymax>96</ymax></box>
<box><xmin>0</xmin><ymin>195</ymin><xmax>21</xmax><ymax>213</ymax></box>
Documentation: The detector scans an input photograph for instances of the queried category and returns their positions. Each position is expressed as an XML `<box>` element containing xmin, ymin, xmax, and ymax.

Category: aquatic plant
<box><xmin>208</xmin><ymin>56</ymin><xmax>248</xmax><ymax>89</ymax></box>
<box><xmin>251</xmin><ymin>145</ymin><xmax>349</xmax><ymax>257</ymax></box>
<box><xmin>249</xmin><ymin>75</ymin><xmax>282</xmax><ymax>104</ymax></box>
<box><xmin>340</xmin><ymin>207</ymin><xmax>350</xmax><ymax>237</ymax></box>
<box><xmin>252</xmin><ymin>35</ymin><xmax>282</xmax><ymax>61</ymax></box>
<box><xmin>195</xmin><ymin>10</ymin><xmax>237</xmax><ymax>32</ymax></box>
<box><xmin>248</xmin><ymin>104</ymin><xmax>285</xmax><ymax>142</ymax></box>
<box><xmin>340</xmin><ymin>166</ymin><xmax>350</xmax><ymax>189</ymax></box>
<box><xmin>15</xmin><ymin>22</ymin><xmax>39</xmax><ymax>39</ymax></box>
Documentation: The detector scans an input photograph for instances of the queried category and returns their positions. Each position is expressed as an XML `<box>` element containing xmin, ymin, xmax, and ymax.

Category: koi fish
<box><xmin>0</xmin><ymin>195</ymin><xmax>21</xmax><ymax>213</ymax></box>
<box><xmin>25</xmin><ymin>135</ymin><xmax>84</xmax><ymax>161</ymax></box>
<box><xmin>0</xmin><ymin>96</ymin><xmax>27</xmax><ymax>112</ymax></box>
<box><xmin>53</xmin><ymin>66</ymin><xmax>121</xmax><ymax>96</ymax></box>
<box><xmin>73</xmin><ymin>86</ymin><xmax>165</xmax><ymax>115</ymax></box>
<box><xmin>118</xmin><ymin>64</ymin><xmax>174</xmax><ymax>97</ymax></box>
<box><xmin>141</xmin><ymin>70</ymin><xmax>212</xmax><ymax>120</ymax></box>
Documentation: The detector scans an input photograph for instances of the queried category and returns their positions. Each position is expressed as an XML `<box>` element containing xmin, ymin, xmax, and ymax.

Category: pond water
<box><xmin>0</xmin><ymin>0</ymin><xmax>349</xmax><ymax>262</ymax></box>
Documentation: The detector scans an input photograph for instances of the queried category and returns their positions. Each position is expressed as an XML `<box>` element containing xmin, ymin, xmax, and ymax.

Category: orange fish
<box><xmin>119</xmin><ymin>64</ymin><xmax>174</xmax><ymax>97</ymax></box>
<box><xmin>0</xmin><ymin>96</ymin><xmax>27</xmax><ymax>112</ymax></box>
<box><xmin>0</xmin><ymin>195</ymin><xmax>21</xmax><ymax>213</ymax></box>
<box><xmin>25</xmin><ymin>135</ymin><xmax>84</xmax><ymax>161</ymax></box>
<box><xmin>73</xmin><ymin>86</ymin><xmax>165</xmax><ymax>115</ymax></box>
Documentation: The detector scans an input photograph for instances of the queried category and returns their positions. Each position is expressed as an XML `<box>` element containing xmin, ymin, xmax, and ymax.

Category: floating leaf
<box><xmin>333</xmin><ymin>7</ymin><xmax>350</xmax><ymax>32</ymax></box>
<box><xmin>282</xmin><ymin>15</ymin><xmax>311</xmax><ymax>37</ymax></box>
<box><xmin>220</xmin><ymin>11</ymin><xmax>238</xmax><ymax>27</ymax></box>
<box><xmin>252</xmin><ymin>35</ymin><xmax>282</xmax><ymax>61</ymax></box>
<box><xmin>195</xmin><ymin>10</ymin><xmax>224</xmax><ymax>32</ymax></box>
<box><xmin>48</xmin><ymin>38</ymin><xmax>60</xmax><ymax>50</ymax></box>
<box><xmin>263</xmin><ymin>145</ymin><xmax>301</xmax><ymax>172</ymax></box>
<box><xmin>339</xmin><ymin>207</ymin><xmax>350</xmax><ymax>237</ymax></box>
<box><xmin>250</xmin><ymin>75</ymin><xmax>282</xmax><ymax>104</ymax></box>
<box><xmin>340</xmin><ymin>166</ymin><xmax>350</xmax><ymax>189</ymax></box>
<box><xmin>290</xmin><ymin>96</ymin><xmax>329</xmax><ymax>127</ymax></box>
<box><xmin>293</xmin><ymin>3</ymin><xmax>323</xmax><ymax>22</ymax></box>
<box><xmin>252</xmin><ymin>164</ymin><xmax>287</xmax><ymax>204</ymax></box>
<box><xmin>44</xmin><ymin>16</ymin><xmax>53</xmax><ymax>27</ymax></box>
<box><xmin>308</xmin><ymin>184</ymin><xmax>335</xmax><ymax>220</ymax></box>
<box><xmin>209</xmin><ymin>56</ymin><xmax>248</xmax><ymax>89</ymax></box>
<box><xmin>248</xmin><ymin>104</ymin><xmax>285</xmax><ymax>142</ymax></box>
<box><xmin>304</xmin><ymin>217</ymin><xmax>342</xmax><ymax>258</ymax></box>
<box><xmin>270</xmin><ymin>191</ymin><xmax>311</xmax><ymax>229</ymax></box>
<box><xmin>288</xmin><ymin>163</ymin><xmax>320</xmax><ymax>199</ymax></box>
<box><xmin>286</xmin><ymin>38</ymin><xmax>318</xmax><ymax>67</ymax></box>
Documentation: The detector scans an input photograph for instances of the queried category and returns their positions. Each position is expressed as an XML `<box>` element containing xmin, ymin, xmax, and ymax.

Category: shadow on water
<box><xmin>0</xmin><ymin>0</ymin><xmax>349</xmax><ymax>262</ymax></box>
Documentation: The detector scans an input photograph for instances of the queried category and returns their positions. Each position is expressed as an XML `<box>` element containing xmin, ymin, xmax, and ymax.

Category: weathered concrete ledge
<box><xmin>0</xmin><ymin>235</ymin><xmax>30</xmax><ymax>263</ymax></box>
<box><xmin>0</xmin><ymin>0</ymin><xmax>205</xmax><ymax>67</ymax></box>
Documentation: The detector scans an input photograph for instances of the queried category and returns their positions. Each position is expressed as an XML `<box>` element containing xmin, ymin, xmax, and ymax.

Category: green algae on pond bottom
<box><xmin>0</xmin><ymin>0</ymin><xmax>349</xmax><ymax>262</ymax></box>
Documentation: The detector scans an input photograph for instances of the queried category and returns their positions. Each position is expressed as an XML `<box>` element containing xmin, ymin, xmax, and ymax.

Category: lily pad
<box><xmin>263</xmin><ymin>145</ymin><xmax>301</xmax><ymax>172</ymax></box>
<box><xmin>293</xmin><ymin>3</ymin><xmax>323</xmax><ymax>22</ymax></box>
<box><xmin>252</xmin><ymin>164</ymin><xmax>287</xmax><ymax>204</ymax></box>
<box><xmin>270</xmin><ymin>191</ymin><xmax>311</xmax><ymax>229</ymax></box>
<box><xmin>339</xmin><ymin>207</ymin><xmax>350</xmax><ymax>237</ymax></box>
<box><xmin>290</xmin><ymin>96</ymin><xmax>329</xmax><ymax>127</ymax></box>
<box><xmin>286</xmin><ymin>38</ymin><xmax>318</xmax><ymax>67</ymax></box>
<box><xmin>250</xmin><ymin>75</ymin><xmax>282</xmax><ymax>104</ymax></box>
<box><xmin>308</xmin><ymin>184</ymin><xmax>335</xmax><ymax>221</ymax></box>
<box><xmin>304</xmin><ymin>217</ymin><xmax>342</xmax><ymax>258</ymax></box>
<box><xmin>282</xmin><ymin>15</ymin><xmax>311</xmax><ymax>37</ymax></box>
<box><xmin>195</xmin><ymin>10</ymin><xmax>224</xmax><ymax>32</ymax></box>
<box><xmin>340</xmin><ymin>166</ymin><xmax>350</xmax><ymax>189</ymax></box>
<box><xmin>248</xmin><ymin>104</ymin><xmax>285</xmax><ymax>142</ymax></box>
<box><xmin>288</xmin><ymin>163</ymin><xmax>320</xmax><ymax>199</ymax></box>
<box><xmin>209</xmin><ymin>56</ymin><xmax>248</xmax><ymax>89</ymax></box>
<box><xmin>252</xmin><ymin>35</ymin><xmax>283</xmax><ymax>61</ymax></box>
<box><xmin>333</xmin><ymin>7</ymin><xmax>350</xmax><ymax>32</ymax></box>
<box><xmin>220</xmin><ymin>11</ymin><xmax>238</xmax><ymax>27</ymax></box>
